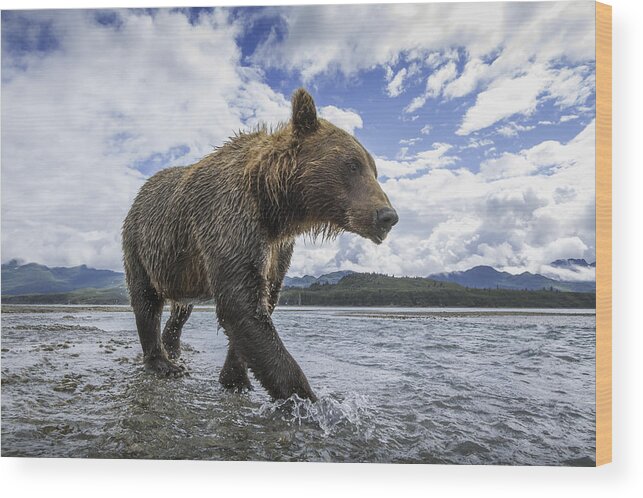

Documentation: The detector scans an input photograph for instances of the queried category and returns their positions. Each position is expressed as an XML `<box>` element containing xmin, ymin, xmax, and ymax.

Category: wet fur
<box><xmin>122</xmin><ymin>88</ymin><xmax>395</xmax><ymax>400</ymax></box>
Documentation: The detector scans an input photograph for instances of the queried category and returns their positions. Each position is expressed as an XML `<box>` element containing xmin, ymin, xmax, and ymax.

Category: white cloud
<box><xmin>479</xmin><ymin>154</ymin><xmax>537</xmax><ymax>180</ymax></box>
<box><xmin>457</xmin><ymin>67</ymin><xmax>547</xmax><ymax>135</ymax></box>
<box><xmin>560</xmin><ymin>114</ymin><xmax>579</xmax><ymax>123</ymax></box>
<box><xmin>318</xmin><ymin>105</ymin><xmax>363</xmax><ymax>135</ymax></box>
<box><xmin>386</xmin><ymin>68</ymin><xmax>408</xmax><ymax>97</ymax></box>
<box><xmin>425</xmin><ymin>49</ymin><xmax>460</xmax><ymax>69</ymax></box>
<box><xmin>252</xmin><ymin>2</ymin><xmax>593</xmax><ymax>82</ymax></box>
<box><xmin>251</xmin><ymin>3</ymin><xmax>506</xmax><ymax>81</ymax></box>
<box><xmin>443</xmin><ymin>57</ymin><xmax>487</xmax><ymax>99</ymax></box>
<box><xmin>399</xmin><ymin>138</ymin><xmax>422</xmax><ymax>146</ymax></box>
<box><xmin>377</xmin><ymin>143</ymin><xmax>456</xmax><ymax>179</ymax></box>
<box><xmin>480</xmin><ymin>120</ymin><xmax>595</xmax><ymax>181</ymax></box>
<box><xmin>496</xmin><ymin>122</ymin><xmax>536</xmax><ymax>137</ymax></box>
<box><xmin>420</xmin><ymin>124</ymin><xmax>432</xmax><ymax>135</ymax></box>
<box><xmin>462</xmin><ymin>138</ymin><xmax>494</xmax><ymax>149</ymax></box>
<box><xmin>385</xmin><ymin>63</ymin><xmax>420</xmax><ymax>97</ymax></box>
<box><xmin>443</xmin><ymin>2</ymin><xmax>595</xmax><ymax>103</ymax></box>
<box><xmin>404</xmin><ymin>61</ymin><xmax>458</xmax><ymax>113</ymax></box>
<box><xmin>539</xmin><ymin>262</ymin><xmax>596</xmax><ymax>282</ymax></box>
<box><xmin>548</xmin><ymin>66</ymin><xmax>595</xmax><ymax>108</ymax></box>
<box><xmin>456</xmin><ymin>63</ymin><xmax>594</xmax><ymax>135</ymax></box>
<box><xmin>404</xmin><ymin>96</ymin><xmax>427</xmax><ymax>115</ymax></box>
<box><xmin>536</xmin><ymin>237</ymin><xmax>590</xmax><ymax>267</ymax></box>
<box><xmin>396</xmin><ymin>147</ymin><xmax>409</xmax><ymax>160</ymax></box>
<box><xmin>426</xmin><ymin>61</ymin><xmax>458</xmax><ymax>98</ymax></box>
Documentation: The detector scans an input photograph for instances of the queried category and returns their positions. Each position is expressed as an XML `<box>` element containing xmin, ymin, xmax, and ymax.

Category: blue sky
<box><xmin>1</xmin><ymin>2</ymin><xmax>597</xmax><ymax>281</ymax></box>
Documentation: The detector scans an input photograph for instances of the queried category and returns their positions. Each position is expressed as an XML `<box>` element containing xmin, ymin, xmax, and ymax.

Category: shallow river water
<box><xmin>1</xmin><ymin>306</ymin><xmax>595</xmax><ymax>465</ymax></box>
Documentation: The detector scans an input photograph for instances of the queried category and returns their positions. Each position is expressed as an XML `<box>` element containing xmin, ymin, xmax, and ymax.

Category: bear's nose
<box><xmin>376</xmin><ymin>207</ymin><xmax>399</xmax><ymax>229</ymax></box>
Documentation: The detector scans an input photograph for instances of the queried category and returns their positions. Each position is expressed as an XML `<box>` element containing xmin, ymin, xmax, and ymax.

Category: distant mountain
<box><xmin>283</xmin><ymin>270</ymin><xmax>354</xmax><ymax>288</ymax></box>
<box><xmin>282</xmin><ymin>275</ymin><xmax>318</xmax><ymax>288</ymax></box>
<box><xmin>550</xmin><ymin>258</ymin><xmax>596</xmax><ymax>269</ymax></box>
<box><xmin>428</xmin><ymin>265</ymin><xmax>595</xmax><ymax>293</ymax></box>
<box><xmin>1</xmin><ymin>259</ymin><xmax>125</xmax><ymax>296</ymax></box>
<box><xmin>539</xmin><ymin>258</ymin><xmax>596</xmax><ymax>282</ymax></box>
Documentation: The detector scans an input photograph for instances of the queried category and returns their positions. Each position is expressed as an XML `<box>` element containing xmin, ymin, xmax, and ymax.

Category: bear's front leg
<box><xmin>219</xmin><ymin>341</ymin><xmax>253</xmax><ymax>392</ymax></box>
<box><xmin>215</xmin><ymin>285</ymin><xmax>316</xmax><ymax>402</ymax></box>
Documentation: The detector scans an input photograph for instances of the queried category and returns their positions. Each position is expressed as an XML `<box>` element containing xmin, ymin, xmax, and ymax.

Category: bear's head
<box><xmin>290</xmin><ymin>89</ymin><xmax>398</xmax><ymax>245</ymax></box>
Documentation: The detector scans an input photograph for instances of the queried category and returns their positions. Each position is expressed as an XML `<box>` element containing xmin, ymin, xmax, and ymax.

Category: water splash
<box><xmin>255</xmin><ymin>391</ymin><xmax>373</xmax><ymax>436</ymax></box>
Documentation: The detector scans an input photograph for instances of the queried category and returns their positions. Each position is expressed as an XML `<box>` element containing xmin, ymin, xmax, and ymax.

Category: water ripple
<box><xmin>1</xmin><ymin>307</ymin><xmax>596</xmax><ymax>465</ymax></box>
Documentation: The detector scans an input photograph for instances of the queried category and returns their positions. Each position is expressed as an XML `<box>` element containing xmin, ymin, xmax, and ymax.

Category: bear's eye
<box><xmin>349</xmin><ymin>161</ymin><xmax>360</xmax><ymax>173</ymax></box>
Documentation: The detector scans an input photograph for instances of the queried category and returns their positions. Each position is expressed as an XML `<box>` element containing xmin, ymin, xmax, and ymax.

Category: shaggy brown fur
<box><xmin>122</xmin><ymin>88</ymin><xmax>398</xmax><ymax>401</ymax></box>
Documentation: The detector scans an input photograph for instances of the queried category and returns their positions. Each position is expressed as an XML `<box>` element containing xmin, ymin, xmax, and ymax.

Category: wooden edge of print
<box><xmin>595</xmin><ymin>1</ymin><xmax>612</xmax><ymax>467</ymax></box>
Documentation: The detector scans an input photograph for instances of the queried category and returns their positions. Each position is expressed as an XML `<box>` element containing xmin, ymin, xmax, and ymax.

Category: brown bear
<box><xmin>122</xmin><ymin>89</ymin><xmax>398</xmax><ymax>401</ymax></box>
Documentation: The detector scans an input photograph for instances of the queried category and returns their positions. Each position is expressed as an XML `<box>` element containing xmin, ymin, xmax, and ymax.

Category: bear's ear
<box><xmin>291</xmin><ymin>88</ymin><xmax>319</xmax><ymax>137</ymax></box>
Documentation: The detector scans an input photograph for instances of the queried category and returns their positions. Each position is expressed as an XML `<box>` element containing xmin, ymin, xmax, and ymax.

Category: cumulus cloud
<box><xmin>399</xmin><ymin>138</ymin><xmax>422</xmax><ymax>146</ymax></box>
<box><xmin>479</xmin><ymin>154</ymin><xmax>537</xmax><ymax>180</ymax></box>
<box><xmin>376</xmin><ymin>143</ymin><xmax>457</xmax><ymax>179</ymax></box>
<box><xmin>442</xmin><ymin>57</ymin><xmax>488</xmax><ymax>100</ymax></box>
<box><xmin>462</xmin><ymin>138</ymin><xmax>494</xmax><ymax>150</ymax></box>
<box><xmin>396</xmin><ymin>147</ymin><xmax>410</xmax><ymax>160</ymax></box>
<box><xmin>496</xmin><ymin>123</ymin><xmax>536</xmax><ymax>137</ymax></box>
<box><xmin>318</xmin><ymin>105</ymin><xmax>363</xmax><ymax>135</ymax></box>
<box><xmin>457</xmin><ymin>68</ymin><xmax>546</xmax><ymax>135</ymax></box>
<box><xmin>426</xmin><ymin>62</ymin><xmax>458</xmax><ymax>97</ymax></box>
<box><xmin>385</xmin><ymin>63</ymin><xmax>420</xmax><ymax>97</ymax></box>
<box><xmin>252</xmin><ymin>2</ymin><xmax>592</xmax><ymax>80</ymax></box>
<box><xmin>457</xmin><ymin>63</ymin><xmax>595</xmax><ymax>135</ymax></box>
<box><xmin>404</xmin><ymin>61</ymin><xmax>458</xmax><ymax>113</ymax></box>
<box><xmin>539</xmin><ymin>262</ymin><xmax>596</xmax><ymax>282</ymax></box>
<box><xmin>386</xmin><ymin>68</ymin><xmax>408</xmax><ymax>97</ymax></box>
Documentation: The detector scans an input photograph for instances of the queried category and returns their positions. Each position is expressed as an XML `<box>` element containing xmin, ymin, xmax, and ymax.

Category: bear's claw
<box><xmin>144</xmin><ymin>356</ymin><xmax>188</xmax><ymax>378</ymax></box>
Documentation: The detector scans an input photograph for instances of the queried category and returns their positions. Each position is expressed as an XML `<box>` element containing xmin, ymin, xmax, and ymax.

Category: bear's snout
<box><xmin>376</xmin><ymin>207</ymin><xmax>399</xmax><ymax>230</ymax></box>
<box><xmin>364</xmin><ymin>206</ymin><xmax>399</xmax><ymax>244</ymax></box>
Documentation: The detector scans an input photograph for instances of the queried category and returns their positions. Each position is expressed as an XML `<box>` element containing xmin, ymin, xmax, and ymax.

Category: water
<box><xmin>1</xmin><ymin>306</ymin><xmax>596</xmax><ymax>465</ymax></box>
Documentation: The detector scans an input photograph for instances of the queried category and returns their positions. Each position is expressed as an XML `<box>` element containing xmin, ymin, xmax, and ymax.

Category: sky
<box><xmin>1</xmin><ymin>2</ymin><xmax>597</xmax><ymax>281</ymax></box>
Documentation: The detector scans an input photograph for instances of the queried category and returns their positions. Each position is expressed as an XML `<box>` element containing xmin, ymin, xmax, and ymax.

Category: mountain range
<box><xmin>1</xmin><ymin>259</ymin><xmax>124</xmax><ymax>296</ymax></box>
<box><xmin>550</xmin><ymin>258</ymin><xmax>596</xmax><ymax>269</ymax></box>
<box><xmin>1</xmin><ymin>258</ymin><xmax>595</xmax><ymax>299</ymax></box>
<box><xmin>283</xmin><ymin>270</ymin><xmax>354</xmax><ymax>288</ymax></box>
<box><xmin>428</xmin><ymin>260</ymin><xmax>595</xmax><ymax>293</ymax></box>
